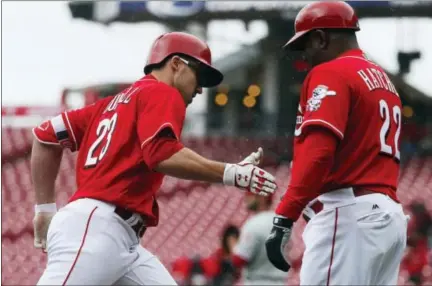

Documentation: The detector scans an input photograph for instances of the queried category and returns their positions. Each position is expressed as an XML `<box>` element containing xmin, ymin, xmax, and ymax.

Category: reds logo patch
<box><xmin>306</xmin><ymin>85</ymin><xmax>336</xmax><ymax>112</ymax></box>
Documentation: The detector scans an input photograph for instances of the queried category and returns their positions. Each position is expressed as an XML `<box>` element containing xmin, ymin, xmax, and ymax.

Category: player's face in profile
<box><xmin>226</xmin><ymin>234</ymin><xmax>239</xmax><ymax>253</ymax></box>
<box><xmin>302</xmin><ymin>30</ymin><xmax>327</xmax><ymax>67</ymax></box>
<box><xmin>173</xmin><ymin>57</ymin><xmax>203</xmax><ymax>106</ymax></box>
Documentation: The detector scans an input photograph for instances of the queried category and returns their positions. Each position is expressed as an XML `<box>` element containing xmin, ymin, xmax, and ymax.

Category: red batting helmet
<box><xmin>283</xmin><ymin>1</ymin><xmax>360</xmax><ymax>50</ymax></box>
<box><xmin>144</xmin><ymin>32</ymin><xmax>223</xmax><ymax>88</ymax></box>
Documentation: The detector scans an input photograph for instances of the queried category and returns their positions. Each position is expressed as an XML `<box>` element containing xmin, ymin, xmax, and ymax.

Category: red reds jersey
<box><xmin>33</xmin><ymin>75</ymin><xmax>186</xmax><ymax>226</ymax></box>
<box><xmin>294</xmin><ymin>49</ymin><xmax>401</xmax><ymax>201</ymax></box>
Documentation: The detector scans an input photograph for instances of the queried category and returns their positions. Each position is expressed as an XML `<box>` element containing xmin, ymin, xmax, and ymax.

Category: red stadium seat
<box><xmin>2</xmin><ymin>127</ymin><xmax>431</xmax><ymax>285</ymax></box>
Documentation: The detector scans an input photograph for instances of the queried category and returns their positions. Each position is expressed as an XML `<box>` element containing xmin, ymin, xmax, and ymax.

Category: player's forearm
<box><xmin>31</xmin><ymin>139</ymin><xmax>63</xmax><ymax>204</ymax></box>
<box><xmin>276</xmin><ymin>128</ymin><xmax>338</xmax><ymax>220</ymax></box>
<box><xmin>155</xmin><ymin>147</ymin><xmax>226</xmax><ymax>183</ymax></box>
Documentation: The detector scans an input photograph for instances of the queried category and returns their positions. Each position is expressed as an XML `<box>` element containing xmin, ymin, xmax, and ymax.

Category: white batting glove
<box><xmin>239</xmin><ymin>147</ymin><xmax>263</xmax><ymax>166</ymax></box>
<box><xmin>223</xmin><ymin>148</ymin><xmax>277</xmax><ymax>196</ymax></box>
<box><xmin>33</xmin><ymin>203</ymin><xmax>57</xmax><ymax>252</ymax></box>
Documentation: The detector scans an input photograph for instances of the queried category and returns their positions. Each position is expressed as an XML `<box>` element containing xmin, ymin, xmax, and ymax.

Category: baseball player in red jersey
<box><xmin>31</xmin><ymin>32</ymin><xmax>277</xmax><ymax>285</ymax></box>
<box><xmin>265</xmin><ymin>2</ymin><xmax>408</xmax><ymax>285</ymax></box>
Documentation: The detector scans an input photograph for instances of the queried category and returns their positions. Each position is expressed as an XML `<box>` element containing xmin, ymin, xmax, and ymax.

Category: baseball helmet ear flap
<box><xmin>144</xmin><ymin>32</ymin><xmax>223</xmax><ymax>88</ymax></box>
<box><xmin>283</xmin><ymin>1</ymin><xmax>360</xmax><ymax>51</ymax></box>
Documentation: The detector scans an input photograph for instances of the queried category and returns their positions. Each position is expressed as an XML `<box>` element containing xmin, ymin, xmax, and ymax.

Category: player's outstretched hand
<box><xmin>239</xmin><ymin>147</ymin><xmax>263</xmax><ymax>166</ymax></box>
<box><xmin>223</xmin><ymin>148</ymin><xmax>276</xmax><ymax>196</ymax></box>
<box><xmin>33</xmin><ymin>212</ymin><xmax>55</xmax><ymax>252</ymax></box>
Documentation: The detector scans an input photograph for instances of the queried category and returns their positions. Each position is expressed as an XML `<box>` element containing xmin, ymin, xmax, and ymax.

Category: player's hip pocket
<box><xmin>353</xmin><ymin>200</ymin><xmax>402</xmax><ymax>228</ymax></box>
<box><xmin>356</xmin><ymin>211</ymin><xmax>394</xmax><ymax>230</ymax></box>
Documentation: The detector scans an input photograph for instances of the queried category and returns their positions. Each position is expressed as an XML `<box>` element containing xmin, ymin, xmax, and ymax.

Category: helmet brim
<box><xmin>198</xmin><ymin>65</ymin><xmax>223</xmax><ymax>88</ymax></box>
<box><xmin>144</xmin><ymin>53</ymin><xmax>224</xmax><ymax>88</ymax></box>
<box><xmin>196</xmin><ymin>59</ymin><xmax>224</xmax><ymax>88</ymax></box>
<box><xmin>282</xmin><ymin>30</ymin><xmax>311</xmax><ymax>51</ymax></box>
<box><xmin>283</xmin><ymin>26</ymin><xmax>360</xmax><ymax>51</ymax></box>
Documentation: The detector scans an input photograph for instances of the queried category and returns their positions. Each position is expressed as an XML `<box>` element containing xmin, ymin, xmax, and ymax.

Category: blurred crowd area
<box><xmin>172</xmin><ymin>204</ymin><xmax>432</xmax><ymax>286</ymax></box>
<box><xmin>402</xmin><ymin>202</ymin><xmax>432</xmax><ymax>286</ymax></box>
<box><xmin>1</xmin><ymin>125</ymin><xmax>431</xmax><ymax>285</ymax></box>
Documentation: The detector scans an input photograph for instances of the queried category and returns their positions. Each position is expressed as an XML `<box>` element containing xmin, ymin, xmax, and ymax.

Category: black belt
<box><xmin>114</xmin><ymin>207</ymin><xmax>147</xmax><ymax>238</ymax></box>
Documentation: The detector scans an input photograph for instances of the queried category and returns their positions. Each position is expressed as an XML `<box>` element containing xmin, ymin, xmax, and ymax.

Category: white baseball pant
<box><xmin>37</xmin><ymin>198</ymin><xmax>177</xmax><ymax>285</ymax></box>
<box><xmin>300</xmin><ymin>188</ymin><xmax>408</xmax><ymax>285</ymax></box>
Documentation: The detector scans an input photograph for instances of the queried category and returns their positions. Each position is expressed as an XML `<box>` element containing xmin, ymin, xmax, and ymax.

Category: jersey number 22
<box><xmin>379</xmin><ymin>99</ymin><xmax>401</xmax><ymax>161</ymax></box>
<box><xmin>84</xmin><ymin>113</ymin><xmax>118</xmax><ymax>167</ymax></box>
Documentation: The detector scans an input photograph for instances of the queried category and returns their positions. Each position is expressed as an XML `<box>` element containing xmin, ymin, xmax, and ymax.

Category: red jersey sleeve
<box><xmin>299</xmin><ymin>68</ymin><xmax>351</xmax><ymax>140</ymax></box>
<box><xmin>276</xmin><ymin>127</ymin><xmax>338</xmax><ymax>221</ymax></box>
<box><xmin>32</xmin><ymin>104</ymin><xmax>97</xmax><ymax>151</ymax></box>
<box><xmin>136</xmin><ymin>84</ymin><xmax>186</xmax><ymax>149</ymax></box>
<box><xmin>141</xmin><ymin>137</ymin><xmax>184</xmax><ymax>170</ymax></box>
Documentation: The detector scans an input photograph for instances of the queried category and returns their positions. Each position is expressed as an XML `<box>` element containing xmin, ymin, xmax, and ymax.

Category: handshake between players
<box><xmin>222</xmin><ymin>147</ymin><xmax>277</xmax><ymax>196</ymax></box>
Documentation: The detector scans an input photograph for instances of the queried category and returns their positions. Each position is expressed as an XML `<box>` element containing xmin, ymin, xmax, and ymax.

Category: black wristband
<box><xmin>273</xmin><ymin>217</ymin><xmax>294</xmax><ymax>228</ymax></box>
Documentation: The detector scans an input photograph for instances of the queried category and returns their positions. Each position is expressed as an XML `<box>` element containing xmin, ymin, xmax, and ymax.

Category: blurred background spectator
<box><xmin>231</xmin><ymin>193</ymin><xmax>288</xmax><ymax>285</ymax></box>
<box><xmin>401</xmin><ymin>202</ymin><xmax>432</xmax><ymax>285</ymax></box>
<box><xmin>172</xmin><ymin>224</ymin><xmax>240</xmax><ymax>286</ymax></box>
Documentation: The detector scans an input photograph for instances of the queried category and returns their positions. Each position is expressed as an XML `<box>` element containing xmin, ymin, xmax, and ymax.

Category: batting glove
<box><xmin>265</xmin><ymin>215</ymin><xmax>293</xmax><ymax>272</ymax></box>
<box><xmin>223</xmin><ymin>148</ymin><xmax>277</xmax><ymax>196</ymax></box>
<box><xmin>33</xmin><ymin>203</ymin><xmax>57</xmax><ymax>252</ymax></box>
<box><xmin>239</xmin><ymin>147</ymin><xmax>264</xmax><ymax>165</ymax></box>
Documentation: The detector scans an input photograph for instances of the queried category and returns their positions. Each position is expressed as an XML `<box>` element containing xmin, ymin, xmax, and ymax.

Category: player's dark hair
<box><xmin>144</xmin><ymin>55</ymin><xmax>174</xmax><ymax>74</ymax></box>
<box><xmin>221</xmin><ymin>225</ymin><xmax>240</xmax><ymax>254</ymax></box>
<box><xmin>328</xmin><ymin>28</ymin><xmax>356</xmax><ymax>35</ymax></box>
<box><xmin>324</xmin><ymin>28</ymin><xmax>359</xmax><ymax>53</ymax></box>
<box><xmin>327</xmin><ymin>28</ymin><xmax>357</xmax><ymax>41</ymax></box>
